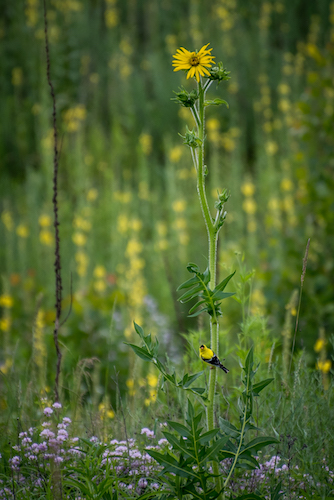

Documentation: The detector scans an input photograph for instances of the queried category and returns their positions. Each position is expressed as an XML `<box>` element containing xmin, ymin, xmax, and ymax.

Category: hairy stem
<box><xmin>193</xmin><ymin>78</ymin><xmax>221</xmax><ymax>497</ymax></box>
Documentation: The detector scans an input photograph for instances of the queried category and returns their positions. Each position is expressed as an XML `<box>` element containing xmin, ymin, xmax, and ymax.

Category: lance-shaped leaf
<box><xmin>199</xmin><ymin>436</ymin><xmax>229</xmax><ymax>465</ymax></box>
<box><xmin>147</xmin><ymin>450</ymin><xmax>199</xmax><ymax>479</ymax></box>
<box><xmin>241</xmin><ymin>436</ymin><xmax>279</xmax><ymax>454</ymax></box>
<box><xmin>167</xmin><ymin>421</ymin><xmax>192</xmax><ymax>438</ymax></box>
<box><xmin>252</xmin><ymin>378</ymin><xmax>274</xmax><ymax>395</ymax></box>
<box><xmin>162</xmin><ymin>432</ymin><xmax>195</xmax><ymax>459</ymax></box>
<box><xmin>124</xmin><ymin>343</ymin><xmax>153</xmax><ymax>362</ymax></box>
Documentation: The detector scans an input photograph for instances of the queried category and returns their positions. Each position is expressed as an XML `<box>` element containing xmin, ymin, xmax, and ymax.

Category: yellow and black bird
<box><xmin>199</xmin><ymin>344</ymin><xmax>229</xmax><ymax>373</ymax></box>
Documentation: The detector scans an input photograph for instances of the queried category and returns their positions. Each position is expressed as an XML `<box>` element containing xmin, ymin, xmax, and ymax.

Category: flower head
<box><xmin>172</xmin><ymin>43</ymin><xmax>215</xmax><ymax>82</ymax></box>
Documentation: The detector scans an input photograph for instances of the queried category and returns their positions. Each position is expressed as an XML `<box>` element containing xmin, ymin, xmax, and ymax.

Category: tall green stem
<box><xmin>194</xmin><ymin>78</ymin><xmax>221</xmax><ymax>496</ymax></box>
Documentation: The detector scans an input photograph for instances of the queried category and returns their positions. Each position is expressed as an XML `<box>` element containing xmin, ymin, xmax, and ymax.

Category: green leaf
<box><xmin>124</xmin><ymin>343</ymin><xmax>152</xmax><ymax>362</ymax></box>
<box><xmin>197</xmin><ymin>429</ymin><xmax>219</xmax><ymax>445</ymax></box>
<box><xmin>219</xmin><ymin>417</ymin><xmax>241</xmax><ymax>438</ymax></box>
<box><xmin>188</xmin><ymin>299</ymin><xmax>206</xmax><ymax>315</ymax></box>
<box><xmin>167</xmin><ymin>421</ymin><xmax>191</xmax><ymax>438</ymax></box>
<box><xmin>186</xmin><ymin>262</ymin><xmax>200</xmax><ymax>273</ymax></box>
<box><xmin>270</xmin><ymin>481</ymin><xmax>284</xmax><ymax>500</ymax></box>
<box><xmin>147</xmin><ymin>450</ymin><xmax>199</xmax><ymax>479</ymax></box>
<box><xmin>186</xmin><ymin>399</ymin><xmax>195</xmax><ymax>422</ymax></box>
<box><xmin>211</xmin><ymin>291</ymin><xmax>235</xmax><ymax>301</ymax></box>
<box><xmin>232</xmin><ymin>495</ymin><xmax>265</xmax><ymax>500</ymax></box>
<box><xmin>244</xmin><ymin>346</ymin><xmax>254</xmax><ymax>373</ymax></box>
<box><xmin>252</xmin><ymin>378</ymin><xmax>274</xmax><ymax>395</ymax></box>
<box><xmin>178</xmin><ymin>284</ymin><xmax>204</xmax><ymax>303</ymax></box>
<box><xmin>177</xmin><ymin>275</ymin><xmax>200</xmax><ymax>290</ymax></box>
<box><xmin>199</xmin><ymin>436</ymin><xmax>229</xmax><ymax>464</ymax></box>
<box><xmin>241</xmin><ymin>437</ymin><xmax>279</xmax><ymax>454</ymax></box>
<box><xmin>213</xmin><ymin>271</ymin><xmax>236</xmax><ymax>294</ymax></box>
<box><xmin>181</xmin><ymin>371</ymin><xmax>204</xmax><ymax>388</ymax></box>
<box><xmin>162</xmin><ymin>432</ymin><xmax>195</xmax><ymax>459</ymax></box>
<box><xmin>188</xmin><ymin>307</ymin><xmax>210</xmax><ymax>318</ymax></box>
<box><xmin>238</xmin><ymin>451</ymin><xmax>260</xmax><ymax>468</ymax></box>
<box><xmin>134</xmin><ymin>322</ymin><xmax>145</xmax><ymax>338</ymax></box>
<box><xmin>204</xmin><ymin>98</ymin><xmax>229</xmax><ymax>108</ymax></box>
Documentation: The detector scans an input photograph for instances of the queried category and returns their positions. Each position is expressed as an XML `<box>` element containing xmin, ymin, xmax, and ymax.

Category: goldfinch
<box><xmin>199</xmin><ymin>344</ymin><xmax>229</xmax><ymax>373</ymax></box>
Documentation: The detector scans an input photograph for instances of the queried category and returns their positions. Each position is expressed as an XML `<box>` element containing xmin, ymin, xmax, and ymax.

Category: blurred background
<box><xmin>0</xmin><ymin>0</ymin><xmax>333</xmax><ymax>411</ymax></box>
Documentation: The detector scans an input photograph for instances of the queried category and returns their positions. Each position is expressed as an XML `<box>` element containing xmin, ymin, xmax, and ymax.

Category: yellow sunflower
<box><xmin>172</xmin><ymin>43</ymin><xmax>215</xmax><ymax>82</ymax></box>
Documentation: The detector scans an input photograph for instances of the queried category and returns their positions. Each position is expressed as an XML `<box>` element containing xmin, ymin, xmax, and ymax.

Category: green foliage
<box><xmin>63</xmin><ymin>439</ymin><xmax>119</xmax><ymax>499</ymax></box>
<box><xmin>172</xmin><ymin>87</ymin><xmax>199</xmax><ymax>108</ymax></box>
<box><xmin>138</xmin><ymin>348</ymin><xmax>279</xmax><ymax>499</ymax></box>
<box><xmin>138</xmin><ymin>400</ymin><xmax>228</xmax><ymax>500</ymax></box>
<box><xmin>125</xmin><ymin>322</ymin><xmax>207</xmax><ymax>401</ymax></box>
<box><xmin>177</xmin><ymin>263</ymin><xmax>235</xmax><ymax>319</ymax></box>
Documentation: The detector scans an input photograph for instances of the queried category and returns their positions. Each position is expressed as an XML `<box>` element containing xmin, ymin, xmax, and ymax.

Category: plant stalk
<box><xmin>194</xmin><ymin>78</ymin><xmax>221</xmax><ymax>497</ymax></box>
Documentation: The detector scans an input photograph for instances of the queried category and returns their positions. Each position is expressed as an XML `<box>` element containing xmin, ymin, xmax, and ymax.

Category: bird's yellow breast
<box><xmin>199</xmin><ymin>345</ymin><xmax>214</xmax><ymax>360</ymax></box>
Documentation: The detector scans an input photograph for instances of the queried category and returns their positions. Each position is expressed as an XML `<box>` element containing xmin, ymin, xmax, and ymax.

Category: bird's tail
<box><xmin>219</xmin><ymin>362</ymin><xmax>229</xmax><ymax>373</ymax></box>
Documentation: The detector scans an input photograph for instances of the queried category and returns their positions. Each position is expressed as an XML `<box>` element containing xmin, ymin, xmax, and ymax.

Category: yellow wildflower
<box><xmin>39</xmin><ymin>230</ymin><xmax>53</xmax><ymax>246</ymax></box>
<box><xmin>206</xmin><ymin>118</ymin><xmax>220</xmax><ymax>131</ymax></box>
<box><xmin>139</xmin><ymin>133</ymin><xmax>152</xmax><ymax>155</ymax></box>
<box><xmin>265</xmin><ymin>141</ymin><xmax>278</xmax><ymax>156</ymax></box>
<box><xmin>169</xmin><ymin>146</ymin><xmax>183</xmax><ymax>163</ymax></box>
<box><xmin>174</xmin><ymin>218</ymin><xmax>187</xmax><ymax>230</ymax></box>
<box><xmin>72</xmin><ymin>232</ymin><xmax>87</xmax><ymax>246</ymax></box>
<box><xmin>87</xmin><ymin>188</ymin><xmax>98</xmax><ymax>202</ymax></box>
<box><xmin>179</xmin><ymin>232</ymin><xmax>189</xmax><ymax>246</ymax></box>
<box><xmin>278</xmin><ymin>83</ymin><xmax>291</xmax><ymax>95</ymax></box>
<box><xmin>94</xmin><ymin>266</ymin><xmax>106</xmax><ymax>278</ymax></box>
<box><xmin>0</xmin><ymin>318</ymin><xmax>11</xmax><ymax>332</ymax></box>
<box><xmin>247</xmin><ymin>220</ymin><xmax>257</xmax><ymax>233</ymax></box>
<box><xmin>241</xmin><ymin>182</ymin><xmax>255</xmax><ymax>197</ymax></box>
<box><xmin>281</xmin><ymin>178</ymin><xmax>293</xmax><ymax>191</ymax></box>
<box><xmin>38</xmin><ymin>214</ymin><xmax>52</xmax><ymax>227</ymax></box>
<box><xmin>147</xmin><ymin>373</ymin><xmax>158</xmax><ymax>388</ymax></box>
<box><xmin>12</xmin><ymin>67</ymin><xmax>23</xmax><ymax>86</ymax></box>
<box><xmin>126</xmin><ymin>378</ymin><xmax>136</xmax><ymax>396</ymax></box>
<box><xmin>0</xmin><ymin>358</ymin><xmax>13</xmax><ymax>375</ymax></box>
<box><xmin>94</xmin><ymin>280</ymin><xmax>107</xmax><ymax>293</ymax></box>
<box><xmin>1</xmin><ymin>211</ymin><xmax>14</xmax><ymax>231</ymax></box>
<box><xmin>242</xmin><ymin>199</ymin><xmax>257</xmax><ymax>215</ymax></box>
<box><xmin>172</xmin><ymin>200</ymin><xmax>186</xmax><ymax>213</ymax></box>
<box><xmin>172</xmin><ymin>43</ymin><xmax>215</xmax><ymax>82</ymax></box>
<box><xmin>98</xmin><ymin>402</ymin><xmax>115</xmax><ymax>418</ymax></box>
<box><xmin>16</xmin><ymin>224</ymin><xmax>29</xmax><ymax>238</ymax></box>
<box><xmin>314</xmin><ymin>339</ymin><xmax>326</xmax><ymax>353</ymax></box>
<box><xmin>117</xmin><ymin>214</ymin><xmax>129</xmax><ymax>234</ymax></box>
<box><xmin>158</xmin><ymin>239</ymin><xmax>168</xmax><ymax>251</ymax></box>
<box><xmin>0</xmin><ymin>295</ymin><xmax>14</xmax><ymax>308</ymax></box>
<box><xmin>126</xmin><ymin>239</ymin><xmax>143</xmax><ymax>257</ymax></box>
<box><xmin>131</xmin><ymin>219</ymin><xmax>143</xmax><ymax>231</ymax></box>
<box><xmin>317</xmin><ymin>360</ymin><xmax>332</xmax><ymax>374</ymax></box>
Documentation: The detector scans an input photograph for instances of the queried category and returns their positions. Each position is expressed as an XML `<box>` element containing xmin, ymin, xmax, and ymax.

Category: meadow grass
<box><xmin>1</xmin><ymin>0</ymin><xmax>334</xmax><ymax>498</ymax></box>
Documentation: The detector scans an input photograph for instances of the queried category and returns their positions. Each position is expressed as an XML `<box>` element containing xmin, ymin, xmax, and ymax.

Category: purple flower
<box><xmin>19</xmin><ymin>432</ymin><xmax>27</xmax><ymax>439</ymax></box>
<box><xmin>140</xmin><ymin>428</ymin><xmax>155</xmax><ymax>438</ymax></box>
<box><xmin>22</xmin><ymin>437</ymin><xmax>32</xmax><ymax>447</ymax></box>
<box><xmin>40</xmin><ymin>429</ymin><xmax>55</xmax><ymax>439</ymax></box>
<box><xmin>62</xmin><ymin>417</ymin><xmax>71</xmax><ymax>425</ymax></box>
<box><xmin>52</xmin><ymin>402</ymin><xmax>62</xmax><ymax>409</ymax></box>
<box><xmin>138</xmin><ymin>478</ymin><xmax>147</xmax><ymax>488</ymax></box>
<box><xmin>43</xmin><ymin>407</ymin><xmax>53</xmax><ymax>417</ymax></box>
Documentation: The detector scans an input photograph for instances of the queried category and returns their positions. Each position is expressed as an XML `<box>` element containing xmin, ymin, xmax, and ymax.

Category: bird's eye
<box><xmin>200</xmin><ymin>345</ymin><xmax>204</xmax><ymax>349</ymax></box>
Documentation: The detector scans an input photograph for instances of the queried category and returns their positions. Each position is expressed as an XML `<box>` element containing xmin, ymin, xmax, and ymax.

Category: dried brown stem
<box><xmin>43</xmin><ymin>0</ymin><xmax>62</xmax><ymax>403</ymax></box>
